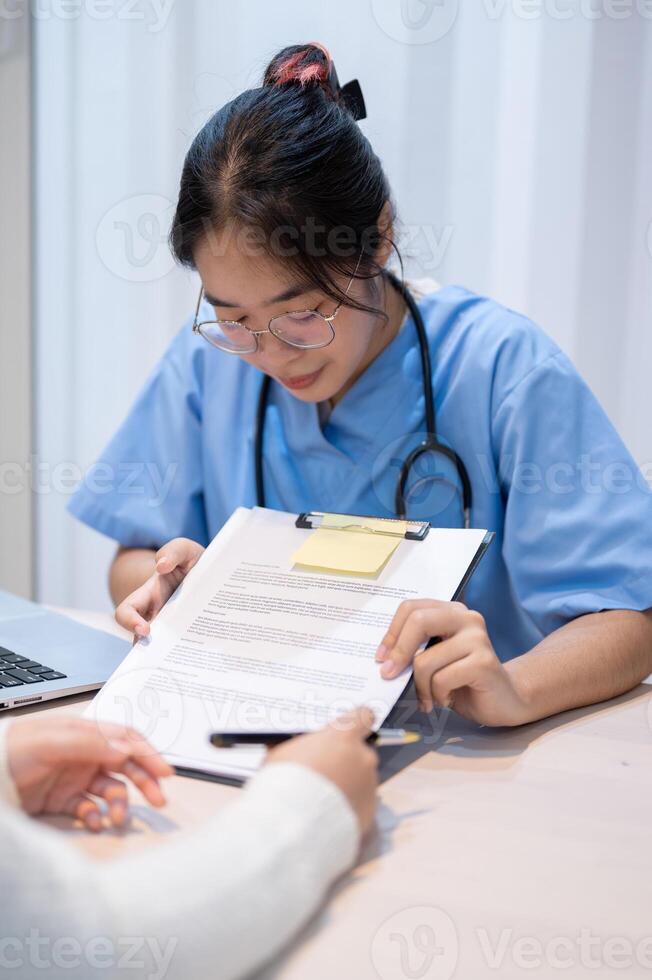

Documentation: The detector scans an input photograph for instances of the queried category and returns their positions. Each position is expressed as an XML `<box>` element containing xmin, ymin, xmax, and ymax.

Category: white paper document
<box><xmin>85</xmin><ymin>508</ymin><xmax>491</xmax><ymax>781</ymax></box>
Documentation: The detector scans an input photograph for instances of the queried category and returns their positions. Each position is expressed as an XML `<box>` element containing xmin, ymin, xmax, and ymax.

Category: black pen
<box><xmin>210</xmin><ymin>727</ymin><xmax>421</xmax><ymax>749</ymax></box>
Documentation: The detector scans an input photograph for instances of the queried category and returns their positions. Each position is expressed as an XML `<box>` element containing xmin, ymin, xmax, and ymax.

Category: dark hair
<box><xmin>169</xmin><ymin>43</ymin><xmax>400</xmax><ymax>319</ymax></box>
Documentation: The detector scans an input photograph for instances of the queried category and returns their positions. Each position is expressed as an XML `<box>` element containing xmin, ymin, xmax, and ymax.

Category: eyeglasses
<box><xmin>192</xmin><ymin>251</ymin><xmax>363</xmax><ymax>355</ymax></box>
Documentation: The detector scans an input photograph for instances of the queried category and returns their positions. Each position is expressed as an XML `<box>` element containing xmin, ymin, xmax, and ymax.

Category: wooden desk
<box><xmin>18</xmin><ymin>609</ymin><xmax>652</xmax><ymax>979</ymax></box>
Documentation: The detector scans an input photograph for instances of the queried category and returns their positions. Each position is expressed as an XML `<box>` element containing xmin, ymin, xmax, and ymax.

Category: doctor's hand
<box><xmin>115</xmin><ymin>537</ymin><xmax>205</xmax><ymax>639</ymax></box>
<box><xmin>6</xmin><ymin>716</ymin><xmax>173</xmax><ymax>831</ymax></box>
<box><xmin>376</xmin><ymin>600</ymin><xmax>530</xmax><ymax>727</ymax></box>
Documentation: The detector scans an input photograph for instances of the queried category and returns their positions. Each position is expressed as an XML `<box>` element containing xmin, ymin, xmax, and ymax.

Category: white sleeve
<box><xmin>0</xmin><ymin>720</ymin><xmax>21</xmax><ymax>808</ymax></box>
<box><xmin>0</xmin><ymin>761</ymin><xmax>359</xmax><ymax>980</ymax></box>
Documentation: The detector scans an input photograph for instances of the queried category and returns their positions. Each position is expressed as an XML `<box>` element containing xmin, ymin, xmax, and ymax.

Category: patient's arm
<box><xmin>0</xmin><ymin>713</ymin><xmax>374</xmax><ymax>980</ymax></box>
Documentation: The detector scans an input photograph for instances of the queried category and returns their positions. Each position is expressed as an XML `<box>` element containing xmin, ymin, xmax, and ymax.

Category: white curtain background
<box><xmin>33</xmin><ymin>0</ymin><xmax>652</xmax><ymax>610</ymax></box>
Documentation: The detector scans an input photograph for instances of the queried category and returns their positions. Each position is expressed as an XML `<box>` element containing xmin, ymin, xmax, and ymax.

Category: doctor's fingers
<box><xmin>115</xmin><ymin>575</ymin><xmax>171</xmax><ymax>637</ymax></box>
<box><xmin>412</xmin><ymin>632</ymin><xmax>495</xmax><ymax>711</ymax></box>
<box><xmin>155</xmin><ymin>537</ymin><xmax>204</xmax><ymax>574</ymax></box>
<box><xmin>377</xmin><ymin>599</ymin><xmax>456</xmax><ymax>662</ymax></box>
<box><xmin>115</xmin><ymin>580</ymin><xmax>155</xmax><ymax>635</ymax></box>
<box><xmin>422</xmin><ymin>649</ymin><xmax>501</xmax><ymax>715</ymax></box>
<box><xmin>379</xmin><ymin>603</ymin><xmax>482</xmax><ymax>679</ymax></box>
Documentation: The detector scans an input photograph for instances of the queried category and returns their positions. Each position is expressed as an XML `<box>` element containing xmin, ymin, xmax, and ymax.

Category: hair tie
<box><xmin>307</xmin><ymin>40</ymin><xmax>367</xmax><ymax>121</ymax></box>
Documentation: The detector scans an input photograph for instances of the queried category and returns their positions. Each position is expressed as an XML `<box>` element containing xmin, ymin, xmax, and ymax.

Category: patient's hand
<box><xmin>6</xmin><ymin>716</ymin><xmax>173</xmax><ymax>831</ymax></box>
<box><xmin>269</xmin><ymin>708</ymin><xmax>378</xmax><ymax>837</ymax></box>
<box><xmin>115</xmin><ymin>537</ymin><xmax>205</xmax><ymax>639</ymax></box>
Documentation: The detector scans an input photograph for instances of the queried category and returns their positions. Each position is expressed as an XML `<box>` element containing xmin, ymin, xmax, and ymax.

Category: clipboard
<box><xmin>291</xmin><ymin>511</ymin><xmax>434</xmax><ymax>578</ymax></box>
<box><xmin>192</xmin><ymin>515</ymin><xmax>495</xmax><ymax>788</ymax></box>
<box><xmin>295</xmin><ymin>511</ymin><xmax>431</xmax><ymax>541</ymax></box>
<box><xmin>87</xmin><ymin>506</ymin><xmax>495</xmax><ymax>790</ymax></box>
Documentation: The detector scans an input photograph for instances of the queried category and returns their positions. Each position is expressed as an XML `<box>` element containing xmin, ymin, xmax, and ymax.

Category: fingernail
<box><xmin>134</xmin><ymin>624</ymin><xmax>148</xmax><ymax>637</ymax></box>
<box><xmin>156</xmin><ymin>556</ymin><xmax>169</xmax><ymax>569</ymax></box>
<box><xmin>375</xmin><ymin>644</ymin><xmax>387</xmax><ymax>663</ymax></box>
<box><xmin>380</xmin><ymin>660</ymin><xmax>398</xmax><ymax>679</ymax></box>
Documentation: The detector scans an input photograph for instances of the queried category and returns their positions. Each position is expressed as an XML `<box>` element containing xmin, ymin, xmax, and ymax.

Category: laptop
<box><xmin>0</xmin><ymin>589</ymin><xmax>130</xmax><ymax>711</ymax></box>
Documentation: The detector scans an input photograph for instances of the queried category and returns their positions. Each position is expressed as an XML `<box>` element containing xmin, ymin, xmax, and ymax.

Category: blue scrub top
<box><xmin>68</xmin><ymin>285</ymin><xmax>652</xmax><ymax>661</ymax></box>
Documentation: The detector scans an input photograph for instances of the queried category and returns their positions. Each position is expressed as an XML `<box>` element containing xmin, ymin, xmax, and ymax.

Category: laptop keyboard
<box><xmin>0</xmin><ymin>646</ymin><xmax>66</xmax><ymax>688</ymax></box>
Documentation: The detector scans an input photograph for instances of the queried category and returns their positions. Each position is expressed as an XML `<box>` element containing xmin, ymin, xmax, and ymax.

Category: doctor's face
<box><xmin>193</xmin><ymin>231</ymin><xmax>394</xmax><ymax>405</ymax></box>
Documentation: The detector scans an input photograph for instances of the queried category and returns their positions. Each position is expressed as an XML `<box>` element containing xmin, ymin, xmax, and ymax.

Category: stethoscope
<box><xmin>254</xmin><ymin>270</ymin><xmax>473</xmax><ymax>528</ymax></box>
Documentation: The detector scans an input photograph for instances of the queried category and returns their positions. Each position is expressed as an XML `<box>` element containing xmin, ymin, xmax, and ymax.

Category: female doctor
<box><xmin>69</xmin><ymin>42</ymin><xmax>652</xmax><ymax>727</ymax></box>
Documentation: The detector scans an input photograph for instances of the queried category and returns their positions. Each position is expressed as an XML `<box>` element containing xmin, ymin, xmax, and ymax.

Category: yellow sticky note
<box><xmin>291</xmin><ymin>527</ymin><xmax>402</xmax><ymax>577</ymax></box>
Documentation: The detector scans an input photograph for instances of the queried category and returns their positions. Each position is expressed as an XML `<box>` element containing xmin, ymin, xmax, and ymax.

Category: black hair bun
<box><xmin>263</xmin><ymin>43</ymin><xmax>366</xmax><ymax>121</ymax></box>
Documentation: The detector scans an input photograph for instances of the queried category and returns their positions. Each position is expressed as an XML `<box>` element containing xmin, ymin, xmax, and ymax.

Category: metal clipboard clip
<box><xmin>295</xmin><ymin>511</ymin><xmax>430</xmax><ymax>541</ymax></box>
